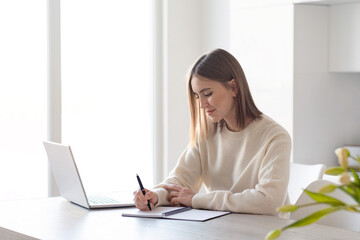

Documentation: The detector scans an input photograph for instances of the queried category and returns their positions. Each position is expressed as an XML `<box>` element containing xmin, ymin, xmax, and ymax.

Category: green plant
<box><xmin>266</xmin><ymin>148</ymin><xmax>360</xmax><ymax>240</ymax></box>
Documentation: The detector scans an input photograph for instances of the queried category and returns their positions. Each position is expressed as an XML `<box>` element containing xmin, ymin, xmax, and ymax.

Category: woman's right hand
<box><xmin>133</xmin><ymin>188</ymin><xmax>158</xmax><ymax>211</ymax></box>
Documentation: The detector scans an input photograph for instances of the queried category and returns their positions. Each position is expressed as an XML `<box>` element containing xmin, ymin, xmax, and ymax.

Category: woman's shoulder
<box><xmin>252</xmin><ymin>114</ymin><xmax>290</xmax><ymax>140</ymax></box>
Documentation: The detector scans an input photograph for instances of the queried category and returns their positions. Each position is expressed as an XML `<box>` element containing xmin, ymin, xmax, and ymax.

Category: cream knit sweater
<box><xmin>153</xmin><ymin>114</ymin><xmax>291</xmax><ymax>215</ymax></box>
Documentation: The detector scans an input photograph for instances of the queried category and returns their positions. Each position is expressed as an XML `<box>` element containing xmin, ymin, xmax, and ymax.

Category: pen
<box><xmin>136</xmin><ymin>174</ymin><xmax>151</xmax><ymax>211</ymax></box>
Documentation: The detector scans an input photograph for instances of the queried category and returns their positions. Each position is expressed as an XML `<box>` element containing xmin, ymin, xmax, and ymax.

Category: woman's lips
<box><xmin>207</xmin><ymin>109</ymin><xmax>215</xmax><ymax>116</ymax></box>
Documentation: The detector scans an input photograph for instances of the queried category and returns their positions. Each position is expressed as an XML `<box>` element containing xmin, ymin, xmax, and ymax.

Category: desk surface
<box><xmin>0</xmin><ymin>197</ymin><xmax>359</xmax><ymax>240</ymax></box>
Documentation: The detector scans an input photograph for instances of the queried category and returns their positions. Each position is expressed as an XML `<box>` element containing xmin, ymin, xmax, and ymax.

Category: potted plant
<box><xmin>266</xmin><ymin>148</ymin><xmax>360</xmax><ymax>240</ymax></box>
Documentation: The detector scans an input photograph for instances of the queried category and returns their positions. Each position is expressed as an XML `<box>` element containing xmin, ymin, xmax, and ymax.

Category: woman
<box><xmin>133</xmin><ymin>49</ymin><xmax>291</xmax><ymax>215</ymax></box>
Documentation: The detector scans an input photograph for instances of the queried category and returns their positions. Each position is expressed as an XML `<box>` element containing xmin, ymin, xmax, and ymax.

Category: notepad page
<box><xmin>122</xmin><ymin>207</ymin><xmax>231</xmax><ymax>221</ymax></box>
<box><xmin>164</xmin><ymin>209</ymin><xmax>231</xmax><ymax>222</ymax></box>
<box><xmin>122</xmin><ymin>207</ymin><xmax>185</xmax><ymax>218</ymax></box>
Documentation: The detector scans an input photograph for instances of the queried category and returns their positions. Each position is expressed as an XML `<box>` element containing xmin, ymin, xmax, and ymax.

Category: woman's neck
<box><xmin>225</xmin><ymin>116</ymin><xmax>254</xmax><ymax>132</ymax></box>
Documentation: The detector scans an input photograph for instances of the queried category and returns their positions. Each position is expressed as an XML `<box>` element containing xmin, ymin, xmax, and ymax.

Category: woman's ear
<box><xmin>228</xmin><ymin>79</ymin><xmax>238</xmax><ymax>97</ymax></box>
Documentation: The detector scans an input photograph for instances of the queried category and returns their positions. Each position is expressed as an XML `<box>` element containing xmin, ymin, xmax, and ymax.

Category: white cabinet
<box><xmin>329</xmin><ymin>3</ymin><xmax>360</xmax><ymax>72</ymax></box>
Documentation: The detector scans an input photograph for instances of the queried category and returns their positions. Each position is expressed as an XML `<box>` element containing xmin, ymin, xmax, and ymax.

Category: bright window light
<box><xmin>0</xmin><ymin>1</ymin><xmax>47</xmax><ymax>200</ymax></box>
<box><xmin>61</xmin><ymin>0</ymin><xmax>153</xmax><ymax>193</ymax></box>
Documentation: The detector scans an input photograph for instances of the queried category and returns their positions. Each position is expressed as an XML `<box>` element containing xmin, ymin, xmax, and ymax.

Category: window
<box><xmin>0</xmin><ymin>1</ymin><xmax>47</xmax><ymax>200</ymax></box>
<box><xmin>0</xmin><ymin>0</ymin><xmax>153</xmax><ymax>200</ymax></box>
<box><xmin>61</xmin><ymin>0</ymin><xmax>154</xmax><ymax>193</ymax></box>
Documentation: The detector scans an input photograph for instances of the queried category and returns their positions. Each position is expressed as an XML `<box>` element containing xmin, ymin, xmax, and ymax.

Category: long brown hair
<box><xmin>188</xmin><ymin>49</ymin><xmax>262</xmax><ymax>146</ymax></box>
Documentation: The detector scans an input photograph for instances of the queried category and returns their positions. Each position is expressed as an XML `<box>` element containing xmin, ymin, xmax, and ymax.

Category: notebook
<box><xmin>43</xmin><ymin>141</ymin><xmax>135</xmax><ymax>209</ymax></box>
<box><xmin>122</xmin><ymin>206</ymin><xmax>231</xmax><ymax>222</ymax></box>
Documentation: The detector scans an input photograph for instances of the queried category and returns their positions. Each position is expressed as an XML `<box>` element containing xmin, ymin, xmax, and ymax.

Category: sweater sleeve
<box><xmin>192</xmin><ymin>132</ymin><xmax>291</xmax><ymax>215</ymax></box>
<box><xmin>152</xmin><ymin>144</ymin><xmax>203</xmax><ymax>206</ymax></box>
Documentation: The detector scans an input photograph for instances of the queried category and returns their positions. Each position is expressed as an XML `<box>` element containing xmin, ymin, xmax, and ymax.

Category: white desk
<box><xmin>0</xmin><ymin>197</ymin><xmax>359</xmax><ymax>240</ymax></box>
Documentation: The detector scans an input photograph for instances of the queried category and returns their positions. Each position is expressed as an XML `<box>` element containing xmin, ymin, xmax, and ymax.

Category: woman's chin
<box><xmin>208</xmin><ymin>116</ymin><xmax>220</xmax><ymax>123</ymax></box>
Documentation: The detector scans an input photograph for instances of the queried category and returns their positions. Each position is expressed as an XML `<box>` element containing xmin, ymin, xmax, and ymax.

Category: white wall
<box><xmin>230</xmin><ymin>2</ymin><xmax>294</xmax><ymax>139</ymax></box>
<box><xmin>159</xmin><ymin>0</ymin><xmax>293</xmax><ymax>182</ymax></box>
<box><xmin>158</xmin><ymin>0</ymin><xmax>230</xmax><ymax>183</ymax></box>
<box><xmin>158</xmin><ymin>0</ymin><xmax>360</xmax><ymax>184</ymax></box>
<box><xmin>329</xmin><ymin>3</ymin><xmax>360</xmax><ymax>72</ymax></box>
<box><xmin>161</xmin><ymin>0</ymin><xmax>200</xmax><ymax>182</ymax></box>
<box><xmin>199</xmin><ymin>0</ymin><xmax>230</xmax><ymax>52</ymax></box>
<box><xmin>294</xmin><ymin>5</ymin><xmax>360</xmax><ymax>166</ymax></box>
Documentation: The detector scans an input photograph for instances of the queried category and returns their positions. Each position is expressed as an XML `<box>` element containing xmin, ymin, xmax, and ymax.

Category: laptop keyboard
<box><xmin>88</xmin><ymin>195</ymin><xmax>120</xmax><ymax>205</ymax></box>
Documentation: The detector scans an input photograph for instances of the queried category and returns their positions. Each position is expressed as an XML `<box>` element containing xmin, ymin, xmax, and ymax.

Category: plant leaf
<box><xmin>282</xmin><ymin>207</ymin><xmax>341</xmax><ymax>230</ymax></box>
<box><xmin>351</xmin><ymin>184</ymin><xmax>360</xmax><ymax>204</ymax></box>
<box><xmin>351</xmin><ymin>168</ymin><xmax>360</xmax><ymax>186</ymax></box>
<box><xmin>339</xmin><ymin>185</ymin><xmax>355</xmax><ymax>198</ymax></box>
<box><xmin>304</xmin><ymin>190</ymin><xmax>345</xmax><ymax>206</ymax></box>
<box><xmin>277</xmin><ymin>204</ymin><xmax>298</xmax><ymax>212</ymax></box>
<box><xmin>338</xmin><ymin>184</ymin><xmax>360</xmax><ymax>204</ymax></box>
<box><xmin>318</xmin><ymin>184</ymin><xmax>336</xmax><ymax>194</ymax></box>
<box><xmin>325</xmin><ymin>167</ymin><xmax>345</xmax><ymax>176</ymax></box>
<box><xmin>265</xmin><ymin>229</ymin><xmax>281</xmax><ymax>240</ymax></box>
<box><xmin>345</xmin><ymin>206</ymin><xmax>359</xmax><ymax>212</ymax></box>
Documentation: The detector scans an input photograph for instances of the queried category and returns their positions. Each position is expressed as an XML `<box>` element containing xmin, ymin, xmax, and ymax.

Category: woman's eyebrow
<box><xmin>199</xmin><ymin>88</ymin><xmax>211</xmax><ymax>94</ymax></box>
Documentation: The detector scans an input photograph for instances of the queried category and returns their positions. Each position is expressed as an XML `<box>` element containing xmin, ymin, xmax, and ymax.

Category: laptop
<box><xmin>43</xmin><ymin>141</ymin><xmax>135</xmax><ymax>209</ymax></box>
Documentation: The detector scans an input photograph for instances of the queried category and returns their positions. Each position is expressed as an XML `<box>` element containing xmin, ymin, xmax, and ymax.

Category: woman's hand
<box><xmin>133</xmin><ymin>188</ymin><xmax>158</xmax><ymax>211</ymax></box>
<box><xmin>163</xmin><ymin>184</ymin><xmax>195</xmax><ymax>207</ymax></box>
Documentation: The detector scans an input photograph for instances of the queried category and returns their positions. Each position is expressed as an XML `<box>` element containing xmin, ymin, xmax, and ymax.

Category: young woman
<box><xmin>133</xmin><ymin>49</ymin><xmax>291</xmax><ymax>215</ymax></box>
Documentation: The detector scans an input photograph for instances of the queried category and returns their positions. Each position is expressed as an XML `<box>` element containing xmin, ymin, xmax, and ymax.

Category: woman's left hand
<box><xmin>163</xmin><ymin>184</ymin><xmax>195</xmax><ymax>207</ymax></box>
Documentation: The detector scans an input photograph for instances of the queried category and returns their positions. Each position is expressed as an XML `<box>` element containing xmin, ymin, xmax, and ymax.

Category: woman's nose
<box><xmin>199</xmin><ymin>97</ymin><xmax>208</xmax><ymax>109</ymax></box>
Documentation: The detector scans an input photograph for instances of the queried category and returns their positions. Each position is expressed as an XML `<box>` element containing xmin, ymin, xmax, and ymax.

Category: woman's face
<box><xmin>191</xmin><ymin>75</ymin><xmax>237</xmax><ymax>128</ymax></box>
